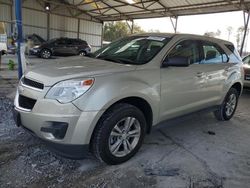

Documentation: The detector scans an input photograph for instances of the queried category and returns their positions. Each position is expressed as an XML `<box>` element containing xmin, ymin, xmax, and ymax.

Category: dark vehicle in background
<box><xmin>25</xmin><ymin>34</ymin><xmax>46</xmax><ymax>46</ymax></box>
<box><xmin>30</xmin><ymin>37</ymin><xmax>91</xmax><ymax>59</ymax></box>
<box><xmin>242</xmin><ymin>55</ymin><xmax>250</xmax><ymax>87</ymax></box>
<box><xmin>25</xmin><ymin>34</ymin><xmax>46</xmax><ymax>55</ymax></box>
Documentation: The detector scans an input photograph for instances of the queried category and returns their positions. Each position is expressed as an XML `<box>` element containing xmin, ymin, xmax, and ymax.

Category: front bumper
<box><xmin>13</xmin><ymin>89</ymin><xmax>102</xmax><ymax>158</ymax></box>
<box><xmin>13</xmin><ymin>108</ymin><xmax>89</xmax><ymax>159</ymax></box>
<box><xmin>29</xmin><ymin>48</ymin><xmax>40</xmax><ymax>55</ymax></box>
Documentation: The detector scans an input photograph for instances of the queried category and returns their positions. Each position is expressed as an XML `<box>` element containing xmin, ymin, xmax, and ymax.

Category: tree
<box><xmin>148</xmin><ymin>29</ymin><xmax>160</xmax><ymax>33</ymax></box>
<box><xmin>133</xmin><ymin>24</ymin><xmax>145</xmax><ymax>34</ymax></box>
<box><xmin>236</xmin><ymin>26</ymin><xmax>244</xmax><ymax>51</ymax></box>
<box><xmin>103</xmin><ymin>21</ymin><xmax>145</xmax><ymax>42</ymax></box>
<box><xmin>227</xmin><ymin>26</ymin><xmax>233</xmax><ymax>41</ymax></box>
<box><xmin>204</xmin><ymin>29</ymin><xmax>221</xmax><ymax>38</ymax></box>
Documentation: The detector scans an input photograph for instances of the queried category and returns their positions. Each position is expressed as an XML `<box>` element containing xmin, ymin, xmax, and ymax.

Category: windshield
<box><xmin>91</xmin><ymin>36</ymin><xmax>171</xmax><ymax>65</ymax></box>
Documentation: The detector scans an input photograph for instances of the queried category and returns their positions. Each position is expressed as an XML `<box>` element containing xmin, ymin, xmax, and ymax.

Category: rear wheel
<box><xmin>79</xmin><ymin>51</ymin><xmax>86</xmax><ymax>56</ymax></box>
<box><xmin>214</xmin><ymin>88</ymin><xmax>239</xmax><ymax>121</ymax></box>
<box><xmin>40</xmin><ymin>49</ymin><xmax>51</xmax><ymax>59</ymax></box>
<box><xmin>91</xmin><ymin>103</ymin><xmax>146</xmax><ymax>165</ymax></box>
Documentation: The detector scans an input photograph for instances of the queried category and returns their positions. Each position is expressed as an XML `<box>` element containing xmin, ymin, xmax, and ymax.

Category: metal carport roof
<box><xmin>41</xmin><ymin>0</ymin><xmax>250</xmax><ymax>21</ymax></box>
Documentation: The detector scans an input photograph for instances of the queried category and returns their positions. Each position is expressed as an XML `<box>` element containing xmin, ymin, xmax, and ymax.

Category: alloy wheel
<box><xmin>42</xmin><ymin>50</ymin><xmax>51</xmax><ymax>58</ymax></box>
<box><xmin>108</xmin><ymin>117</ymin><xmax>141</xmax><ymax>157</ymax></box>
<box><xmin>225</xmin><ymin>93</ymin><xmax>237</xmax><ymax>116</ymax></box>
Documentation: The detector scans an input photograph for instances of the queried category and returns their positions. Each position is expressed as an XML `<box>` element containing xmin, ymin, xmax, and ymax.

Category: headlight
<box><xmin>45</xmin><ymin>78</ymin><xmax>94</xmax><ymax>103</ymax></box>
<box><xmin>33</xmin><ymin>45</ymin><xmax>41</xmax><ymax>49</ymax></box>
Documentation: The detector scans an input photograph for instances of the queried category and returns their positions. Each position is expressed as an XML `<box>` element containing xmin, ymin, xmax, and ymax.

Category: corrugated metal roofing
<box><xmin>43</xmin><ymin>0</ymin><xmax>250</xmax><ymax>21</ymax></box>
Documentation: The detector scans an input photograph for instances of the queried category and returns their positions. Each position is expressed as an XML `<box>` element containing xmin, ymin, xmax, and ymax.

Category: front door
<box><xmin>160</xmin><ymin>40</ymin><xmax>207</xmax><ymax>121</ymax></box>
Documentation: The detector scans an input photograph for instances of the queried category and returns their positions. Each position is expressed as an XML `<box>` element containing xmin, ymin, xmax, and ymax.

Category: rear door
<box><xmin>66</xmin><ymin>39</ymin><xmax>79</xmax><ymax>55</ymax></box>
<box><xmin>198</xmin><ymin>40</ymin><xmax>231</xmax><ymax>105</ymax></box>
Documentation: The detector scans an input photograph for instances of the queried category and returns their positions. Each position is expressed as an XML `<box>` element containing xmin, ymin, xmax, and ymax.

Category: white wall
<box><xmin>0</xmin><ymin>0</ymin><xmax>103</xmax><ymax>51</ymax></box>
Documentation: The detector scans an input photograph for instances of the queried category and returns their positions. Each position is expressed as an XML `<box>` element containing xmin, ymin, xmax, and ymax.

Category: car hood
<box><xmin>25</xmin><ymin>56</ymin><xmax>136</xmax><ymax>86</ymax></box>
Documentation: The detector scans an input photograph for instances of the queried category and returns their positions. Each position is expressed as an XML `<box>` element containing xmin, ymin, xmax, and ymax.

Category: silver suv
<box><xmin>13</xmin><ymin>34</ymin><xmax>244</xmax><ymax>164</ymax></box>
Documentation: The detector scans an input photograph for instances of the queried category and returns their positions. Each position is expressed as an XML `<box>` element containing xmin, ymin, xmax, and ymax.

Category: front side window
<box><xmin>55</xmin><ymin>39</ymin><xmax>67</xmax><ymax>46</ymax></box>
<box><xmin>91</xmin><ymin>36</ymin><xmax>171</xmax><ymax>65</ymax></box>
<box><xmin>201</xmin><ymin>42</ymin><xmax>228</xmax><ymax>64</ymax></box>
<box><xmin>167</xmin><ymin>40</ymin><xmax>200</xmax><ymax>64</ymax></box>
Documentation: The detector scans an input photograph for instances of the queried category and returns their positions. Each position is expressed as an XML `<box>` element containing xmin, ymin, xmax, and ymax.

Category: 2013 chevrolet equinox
<box><xmin>13</xmin><ymin>33</ymin><xmax>244</xmax><ymax>165</ymax></box>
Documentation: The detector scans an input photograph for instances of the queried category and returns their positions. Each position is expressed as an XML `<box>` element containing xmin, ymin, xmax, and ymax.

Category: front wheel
<box><xmin>91</xmin><ymin>103</ymin><xmax>146</xmax><ymax>165</ymax></box>
<box><xmin>214</xmin><ymin>88</ymin><xmax>239</xmax><ymax>121</ymax></box>
<box><xmin>40</xmin><ymin>49</ymin><xmax>51</xmax><ymax>59</ymax></box>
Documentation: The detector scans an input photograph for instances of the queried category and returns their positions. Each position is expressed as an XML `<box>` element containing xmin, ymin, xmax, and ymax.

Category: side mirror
<box><xmin>162</xmin><ymin>56</ymin><xmax>190</xmax><ymax>67</ymax></box>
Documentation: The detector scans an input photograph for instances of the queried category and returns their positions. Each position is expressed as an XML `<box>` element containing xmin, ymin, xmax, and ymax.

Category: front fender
<box><xmin>73</xmin><ymin>70</ymin><xmax>161</xmax><ymax>124</ymax></box>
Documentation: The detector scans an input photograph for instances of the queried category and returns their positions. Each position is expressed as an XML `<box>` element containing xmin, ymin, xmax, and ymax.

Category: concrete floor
<box><xmin>0</xmin><ymin>55</ymin><xmax>250</xmax><ymax>188</ymax></box>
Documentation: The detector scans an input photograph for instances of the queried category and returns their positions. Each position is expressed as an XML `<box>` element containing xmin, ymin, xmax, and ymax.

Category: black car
<box><xmin>31</xmin><ymin>37</ymin><xmax>91</xmax><ymax>59</ymax></box>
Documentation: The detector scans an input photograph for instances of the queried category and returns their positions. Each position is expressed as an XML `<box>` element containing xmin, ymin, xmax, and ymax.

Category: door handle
<box><xmin>196</xmin><ymin>72</ymin><xmax>205</xmax><ymax>78</ymax></box>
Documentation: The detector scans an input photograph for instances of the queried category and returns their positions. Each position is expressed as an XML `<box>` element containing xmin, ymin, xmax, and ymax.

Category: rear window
<box><xmin>225</xmin><ymin>44</ymin><xmax>242</xmax><ymax>62</ymax></box>
<box><xmin>80</xmin><ymin>40</ymin><xmax>87</xmax><ymax>45</ymax></box>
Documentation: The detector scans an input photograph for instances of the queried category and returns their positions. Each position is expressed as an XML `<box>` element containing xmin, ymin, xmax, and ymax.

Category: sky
<box><xmin>134</xmin><ymin>11</ymin><xmax>250</xmax><ymax>51</ymax></box>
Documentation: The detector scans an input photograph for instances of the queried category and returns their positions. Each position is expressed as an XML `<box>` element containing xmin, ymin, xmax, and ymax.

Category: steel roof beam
<box><xmin>40</xmin><ymin>0</ymin><xmax>101</xmax><ymax>21</ymax></box>
<box><xmin>88</xmin><ymin>0</ymin><xmax>158</xmax><ymax>12</ymax></box>
<box><xmin>94</xmin><ymin>0</ymin><xmax>245</xmax><ymax>19</ymax></box>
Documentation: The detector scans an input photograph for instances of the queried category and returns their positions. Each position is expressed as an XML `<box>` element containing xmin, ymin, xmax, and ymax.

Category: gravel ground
<box><xmin>1</xmin><ymin>90</ymin><xmax>250</xmax><ymax>188</ymax></box>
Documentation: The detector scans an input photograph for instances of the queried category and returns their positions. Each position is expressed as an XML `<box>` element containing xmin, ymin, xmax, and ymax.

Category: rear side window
<box><xmin>201</xmin><ymin>42</ymin><xmax>228</xmax><ymax>64</ymax></box>
<box><xmin>225</xmin><ymin>44</ymin><xmax>242</xmax><ymax>62</ymax></box>
<box><xmin>72</xmin><ymin>39</ymin><xmax>84</xmax><ymax>45</ymax></box>
<box><xmin>55</xmin><ymin>39</ymin><xmax>66</xmax><ymax>46</ymax></box>
<box><xmin>81</xmin><ymin>40</ymin><xmax>88</xmax><ymax>45</ymax></box>
<box><xmin>67</xmin><ymin>39</ymin><xmax>74</xmax><ymax>45</ymax></box>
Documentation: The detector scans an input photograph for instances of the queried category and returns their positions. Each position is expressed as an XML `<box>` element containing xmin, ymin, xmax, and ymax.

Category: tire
<box><xmin>79</xmin><ymin>51</ymin><xmax>86</xmax><ymax>56</ymax></box>
<box><xmin>214</xmin><ymin>88</ymin><xmax>239</xmax><ymax>121</ymax></box>
<box><xmin>40</xmin><ymin>49</ymin><xmax>51</xmax><ymax>59</ymax></box>
<box><xmin>91</xmin><ymin>103</ymin><xmax>146</xmax><ymax>165</ymax></box>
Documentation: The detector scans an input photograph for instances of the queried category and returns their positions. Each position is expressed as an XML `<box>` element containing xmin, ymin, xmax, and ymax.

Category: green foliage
<box><xmin>103</xmin><ymin>21</ymin><xmax>145</xmax><ymax>42</ymax></box>
<box><xmin>204</xmin><ymin>29</ymin><xmax>221</xmax><ymax>38</ymax></box>
<box><xmin>8</xmin><ymin>59</ymin><xmax>15</xmax><ymax>70</ymax></box>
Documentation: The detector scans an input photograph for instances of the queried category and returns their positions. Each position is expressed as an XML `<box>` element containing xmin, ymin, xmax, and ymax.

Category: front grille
<box><xmin>18</xmin><ymin>95</ymin><xmax>37</xmax><ymax>110</ymax></box>
<box><xmin>22</xmin><ymin>77</ymin><xmax>44</xmax><ymax>90</ymax></box>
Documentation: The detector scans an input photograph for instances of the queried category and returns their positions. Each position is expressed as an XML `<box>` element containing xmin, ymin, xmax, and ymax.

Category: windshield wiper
<box><xmin>101</xmin><ymin>57</ymin><xmax>124</xmax><ymax>64</ymax></box>
<box><xmin>98</xmin><ymin>55</ymin><xmax>138</xmax><ymax>65</ymax></box>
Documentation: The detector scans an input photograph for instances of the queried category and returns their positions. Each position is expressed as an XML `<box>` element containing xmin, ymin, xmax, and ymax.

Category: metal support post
<box><xmin>240</xmin><ymin>11</ymin><xmax>250</xmax><ymax>56</ymax></box>
<box><xmin>15</xmin><ymin>0</ymin><xmax>23</xmax><ymax>79</ymax></box>
<box><xmin>170</xmin><ymin>16</ymin><xmax>178</xmax><ymax>33</ymax></box>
